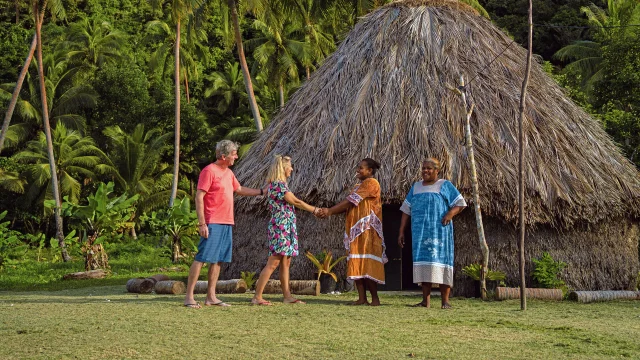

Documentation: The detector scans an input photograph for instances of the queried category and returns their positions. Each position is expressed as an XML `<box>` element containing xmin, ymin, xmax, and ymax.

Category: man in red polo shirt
<box><xmin>184</xmin><ymin>140</ymin><xmax>264</xmax><ymax>308</ymax></box>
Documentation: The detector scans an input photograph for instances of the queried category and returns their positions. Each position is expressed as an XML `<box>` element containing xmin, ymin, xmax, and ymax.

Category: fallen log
<box><xmin>154</xmin><ymin>280</ymin><xmax>186</xmax><ymax>294</ymax></box>
<box><xmin>264</xmin><ymin>280</ymin><xmax>320</xmax><ymax>296</ymax></box>
<box><xmin>194</xmin><ymin>279</ymin><xmax>247</xmax><ymax>294</ymax></box>
<box><xmin>147</xmin><ymin>274</ymin><xmax>170</xmax><ymax>284</ymax></box>
<box><xmin>63</xmin><ymin>269</ymin><xmax>107</xmax><ymax>280</ymax></box>
<box><xmin>126</xmin><ymin>278</ymin><xmax>155</xmax><ymax>293</ymax></box>
<box><xmin>568</xmin><ymin>291</ymin><xmax>640</xmax><ymax>303</ymax></box>
<box><xmin>495</xmin><ymin>287</ymin><xmax>563</xmax><ymax>301</ymax></box>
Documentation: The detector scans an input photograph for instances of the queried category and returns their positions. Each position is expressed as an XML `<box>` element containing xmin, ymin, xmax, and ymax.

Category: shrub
<box><xmin>532</xmin><ymin>252</ymin><xmax>567</xmax><ymax>289</ymax></box>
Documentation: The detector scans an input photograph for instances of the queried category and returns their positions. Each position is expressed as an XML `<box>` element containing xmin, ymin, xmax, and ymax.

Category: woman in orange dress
<box><xmin>321</xmin><ymin>158</ymin><xmax>386</xmax><ymax>306</ymax></box>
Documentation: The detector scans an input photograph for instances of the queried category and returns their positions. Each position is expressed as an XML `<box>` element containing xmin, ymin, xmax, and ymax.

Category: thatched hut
<box><xmin>227</xmin><ymin>0</ymin><xmax>640</xmax><ymax>294</ymax></box>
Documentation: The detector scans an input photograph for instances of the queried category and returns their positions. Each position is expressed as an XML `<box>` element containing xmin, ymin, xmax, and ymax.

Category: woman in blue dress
<box><xmin>398</xmin><ymin>158</ymin><xmax>467</xmax><ymax>309</ymax></box>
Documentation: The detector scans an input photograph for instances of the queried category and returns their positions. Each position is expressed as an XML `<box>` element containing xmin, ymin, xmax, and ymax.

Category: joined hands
<box><xmin>313</xmin><ymin>207</ymin><xmax>329</xmax><ymax>219</ymax></box>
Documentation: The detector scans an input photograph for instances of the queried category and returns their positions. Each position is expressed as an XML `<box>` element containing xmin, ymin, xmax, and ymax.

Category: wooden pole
<box><xmin>458</xmin><ymin>76</ymin><xmax>490</xmax><ymax>300</ymax></box>
<box><xmin>517</xmin><ymin>0</ymin><xmax>534</xmax><ymax>311</ymax></box>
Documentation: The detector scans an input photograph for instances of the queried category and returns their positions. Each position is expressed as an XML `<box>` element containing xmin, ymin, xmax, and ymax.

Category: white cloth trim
<box><xmin>451</xmin><ymin>194</ymin><xmax>467</xmax><ymax>207</ymax></box>
<box><xmin>399</xmin><ymin>200</ymin><xmax>411</xmax><ymax>215</ymax></box>
<box><xmin>413</xmin><ymin>261</ymin><xmax>454</xmax><ymax>269</ymax></box>
<box><xmin>411</xmin><ymin>179</ymin><xmax>445</xmax><ymax>195</ymax></box>
<box><xmin>347</xmin><ymin>254</ymin><xmax>385</xmax><ymax>263</ymax></box>
<box><xmin>343</xmin><ymin>210</ymin><xmax>388</xmax><ymax>264</ymax></box>
<box><xmin>347</xmin><ymin>274</ymin><xmax>385</xmax><ymax>284</ymax></box>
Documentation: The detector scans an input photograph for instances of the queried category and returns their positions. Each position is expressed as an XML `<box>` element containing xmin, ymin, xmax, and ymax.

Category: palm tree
<box><xmin>148</xmin><ymin>0</ymin><xmax>204</xmax><ymax>208</ymax></box>
<box><xmin>0</xmin><ymin>50</ymin><xmax>98</xmax><ymax>139</ymax></box>
<box><xmin>13</xmin><ymin>124</ymin><xmax>111</xmax><ymax>205</ymax></box>
<box><xmin>64</xmin><ymin>17</ymin><xmax>127</xmax><ymax>78</ymax></box>
<box><xmin>0</xmin><ymin>0</ymin><xmax>53</xmax><ymax>154</ymax></box>
<box><xmin>554</xmin><ymin>0</ymin><xmax>640</xmax><ymax>92</ymax></box>
<box><xmin>223</xmin><ymin>0</ymin><xmax>264</xmax><ymax>132</ymax></box>
<box><xmin>289</xmin><ymin>0</ymin><xmax>336</xmax><ymax>79</ymax></box>
<box><xmin>204</xmin><ymin>61</ymin><xmax>247</xmax><ymax>115</ymax></box>
<box><xmin>246</xmin><ymin>19</ymin><xmax>308</xmax><ymax>108</ymax></box>
<box><xmin>31</xmin><ymin>0</ymin><xmax>71</xmax><ymax>261</ymax></box>
<box><xmin>102</xmin><ymin>124</ymin><xmax>174</xmax><ymax>212</ymax></box>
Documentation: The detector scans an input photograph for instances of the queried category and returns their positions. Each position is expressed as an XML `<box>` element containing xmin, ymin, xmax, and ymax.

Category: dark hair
<box><xmin>361</xmin><ymin>158</ymin><xmax>381</xmax><ymax>174</ymax></box>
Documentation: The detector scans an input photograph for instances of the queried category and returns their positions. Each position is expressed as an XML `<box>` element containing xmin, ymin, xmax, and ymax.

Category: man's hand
<box><xmin>198</xmin><ymin>224</ymin><xmax>208</xmax><ymax>238</ymax></box>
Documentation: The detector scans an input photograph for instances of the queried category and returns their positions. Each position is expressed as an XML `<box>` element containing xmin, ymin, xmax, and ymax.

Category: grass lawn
<box><xmin>1</xmin><ymin>285</ymin><xmax>639</xmax><ymax>359</ymax></box>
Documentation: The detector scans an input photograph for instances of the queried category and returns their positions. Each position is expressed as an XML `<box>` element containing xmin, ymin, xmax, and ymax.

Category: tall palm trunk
<box><xmin>34</xmin><ymin>4</ymin><xmax>70</xmax><ymax>262</ymax></box>
<box><xmin>184</xmin><ymin>68</ymin><xmax>190</xmax><ymax>104</ymax></box>
<box><xmin>517</xmin><ymin>0</ymin><xmax>534</xmax><ymax>311</ymax></box>
<box><xmin>228</xmin><ymin>0</ymin><xmax>263</xmax><ymax>132</ymax></box>
<box><xmin>306</xmin><ymin>66</ymin><xmax>310</xmax><ymax>80</ymax></box>
<box><xmin>169</xmin><ymin>19</ymin><xmax>181</xmax><ymax>208</ymax></box>
<box><xmin>0</xmin><ymin>5</ymin><xmax>46</xmax><ymax>154</ymax></box>
<box><xmin>279</xmin><ymin>81</ymin><xmax>285</xmax><ymax>109</ymax></box>
<box><xmin>0</xmin><ymin>35</ymin><xmax>36</xmax><ymax>154</ymax></box>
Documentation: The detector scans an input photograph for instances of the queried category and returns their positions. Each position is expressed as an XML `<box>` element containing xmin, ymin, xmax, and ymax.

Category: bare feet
<box><xmin>370</xmin><ymin>298</ymin><xmax>381</xmax><ymax>306</ymax></box>
<box><xmin>348</xmin><ymin>299</ymin><xmax>369</xmax><ymax>306</ymax></box>
<box><xmin>411</xmin><ymin>301</ymin><xmax>429</xmax><ymax>308</ymax></box>
<box><xmin>441</xmin><ymin>302</ymin><xmax>452</xmax><ymax>309</ymax></box>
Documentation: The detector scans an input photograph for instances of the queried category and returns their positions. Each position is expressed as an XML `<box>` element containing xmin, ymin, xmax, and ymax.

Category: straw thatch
<box><xmin>228</xmin><ymin>0</ymin><xmax>640</xmax><ymax>292</ymax></box>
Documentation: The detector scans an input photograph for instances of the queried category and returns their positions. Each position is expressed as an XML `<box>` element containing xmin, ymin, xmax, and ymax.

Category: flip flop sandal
<box><xmin>184</xmin><ymin>303</ymin><xmax>202</xmax><ymax>309</ymax></box>
<box><xmin>250</xmin><ymin>299</ymin><xmax>273</xmax><ymax>306</ymax></box>
<box><xmin>205</xmin><ymin>301</ymin><xmax>231</xmax><ymax>307</ymax></box>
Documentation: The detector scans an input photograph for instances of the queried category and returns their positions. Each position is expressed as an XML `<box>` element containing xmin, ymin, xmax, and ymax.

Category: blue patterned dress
<box><xmin>267</xmin><ymin>181</ymin><xmax>299</xmax><ymax>257</ymax></box>
<box><xmin>400</xmin><ymin>179</ymin><xmax>466</xmax><ymax>286</ymax></box>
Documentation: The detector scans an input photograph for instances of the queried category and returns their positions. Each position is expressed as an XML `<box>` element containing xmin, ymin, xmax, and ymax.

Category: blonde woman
<box><xmin>251</xmin><ymin>155</ymin><xmax>321</xmax><ymax>305</ymax></box>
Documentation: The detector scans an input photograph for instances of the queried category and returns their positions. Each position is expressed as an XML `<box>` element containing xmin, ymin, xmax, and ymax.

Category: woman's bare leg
<box><xmin>440</xmin><ymin>284</ymin><xmax>451</xmax><ymax>309</ymax></box>
<box><xmin>420</xmin><ymin>282</ymin><xmax>433</xmax><ymax>308</ymax></box>
<box><xmin>350</xmin><ymin>279</ymin><xmax>368</xmax><ymax>305</ymax></box>
<box><xmin>366</xmin><ymin>279</ymin><xmax>380</xmax><ymax>306</ymax></box>
<box><xmin>279</xmin><ymin>256</ymin><xmax>304</xmax><ymax>303</ymax></box>
<box><xmin>252</xmin><ymin>255</ymin><xmax>282</xmax><ymax>303</ymax></box>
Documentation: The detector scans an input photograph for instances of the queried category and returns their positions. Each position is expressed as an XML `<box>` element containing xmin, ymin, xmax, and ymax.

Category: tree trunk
<box><xmin>0</xmin><ymin>1</ymin><xmax>46</xmax><ymax>154</ymax></box>
<box><xmin>458</xmin><ymin>75</ymin><xmax>490</xmax><ymax>300</ymax></box>
<box><xmin>496</xmin><ymin>287</ymin><xmax>563</xmax><ymax>301</ymax></box>
<box><xmin>228</xmin><ymin>0</ymin><xmax>263</xmax><ymax>132</ymax></box>
<box><xmin>83</xmin><ymin>233</ymin><xmax>109</xmax><ymax>271</ymax></box>
<box><xmin>126</xmin><ymin>278</ymin><xmax>156</xmax><ymax>293</ymax></box>
<box><xmin>306</xmin><ymin>66</ymin><xmax>310</xmax><ymax>80</ymax></box>
<box><xmin>569</xmin><ymin>290</ymin><xmax>640</xmax><ymax>303</ymax></box>
<box><xmin>194</xmin><ymin>279</ymin><xmax>247</xmax><ymax>294</ymax></box>
<box><xmin>517</xmin><ymin>0</ymin><xmax>534</xmax><ymax>311</ymax></box>
<box><xmin>184</xmin><ymin>68</ymin><xmax>190</xmax><ymax>104</ymax></box>
<box><xmin>279</xmin><ymin>81</ymin><xmax>285</xmax><ymax>109</ymax></box>
<box><xmin>0</xmin><ymin>34</ymin><xmax>35</xmax><ymax>154</ymax></box>
<box><xmin>63</xmin><ymin>269</ymin><xmax>107</xmax><ymax>280</ymax></box>
<box><xmin>264</xmin><ymin>279</ymin><xmax>320</xmax><ymax>296</ymax></box>
<box><xmin>154</xmin><ymin>280</ymin><xmax>186</xmax><ymax>294</ymax></box>
<box><xmin>169</xmin><ymin>19</ymin><xmax>181</xmax><ymax>208</ymax></box>
<box><xmin>171</xmin><ymin>235</ymin><xmax>182</xmax><ymax>264</ymax></box>
<box><xmin>34</xmin><ymin>5</ymin><xmax>70</xmax><ymax>262</ymax></box>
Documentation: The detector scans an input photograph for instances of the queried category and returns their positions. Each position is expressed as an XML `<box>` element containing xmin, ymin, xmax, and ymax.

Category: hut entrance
<box><xmin>380</xmin><ymin>204</ymin><xmax>419</xmax><ymax>291</ymax></box>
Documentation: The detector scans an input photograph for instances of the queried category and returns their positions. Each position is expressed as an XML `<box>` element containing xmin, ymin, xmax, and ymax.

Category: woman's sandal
<box><xmin>184</xmin><ymin>303</ymin><xmax>202</xmax><ymax>309</ymax></box>
<box><xmin>204</xmin><ymin>301</ymin><xmax>231</xmax><ymax>307</ymax></box>
<box><xmin>250</xmin><ymin>299</ymin><xmax>273</xmax><ymax>306</ymax></box>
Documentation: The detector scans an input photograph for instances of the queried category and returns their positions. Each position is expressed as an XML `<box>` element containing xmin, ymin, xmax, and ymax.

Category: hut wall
<box><xmin>228</xmin><ymin>210</ymin><xmax>639</xmax><ymax>295</ymax></box>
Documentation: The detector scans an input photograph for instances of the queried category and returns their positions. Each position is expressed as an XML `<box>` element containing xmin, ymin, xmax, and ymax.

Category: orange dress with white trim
<box><xmin>343</xmin><ymin>177</ymin><xmax>387</xmax><ymax>284</ymax></box>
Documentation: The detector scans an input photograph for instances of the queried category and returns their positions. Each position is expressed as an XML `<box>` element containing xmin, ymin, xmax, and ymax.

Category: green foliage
<box><xmin>532</xmin><ymin>252</ymin><xmax>567</xmax><ymax>289</ymax></box>
<box><xmin>140</xmin><ymin>197</ymin><xmax>198</xmax><ymax>263</ymax></box>
<box><xmin>240</xmin><ymin>270</ymin><xmax>257</xmax><ymax>290</ymax></box>
<box><xmin>0</xmin><ymin>210</ymin><xmax>27</xmax><ymax>267</ymax></box>
<box><xmin>52</xmin><ymin>182</ymin><xmax>139</xmax><ymax>246</ymax></box>
<box><xmin>304</xmin><ymin>249</ymin><xmax>346</xmax><ymax>282</ymax></box>
<box><xmin>461</xmin><ymin>263</ymin><xmax>506</xmax><ymax>281</ymax></box>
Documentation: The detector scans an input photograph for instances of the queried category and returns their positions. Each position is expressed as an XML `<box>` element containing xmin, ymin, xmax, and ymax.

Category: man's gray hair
<box><xmin>216</xmin><ymin>140</ymin><xmax>239</xmax><ymax>159</ymax></box>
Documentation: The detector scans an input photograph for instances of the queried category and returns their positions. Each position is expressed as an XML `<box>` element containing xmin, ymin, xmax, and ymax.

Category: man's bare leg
<box><xmin>184</xmin><ymin>260</ymin><xmax>204</xmax><ymax>307</ymax></box>
<box><xmin>205</xmin><ymin>262</ymin><xmax>227</xmax><ymax>305</ymax></box>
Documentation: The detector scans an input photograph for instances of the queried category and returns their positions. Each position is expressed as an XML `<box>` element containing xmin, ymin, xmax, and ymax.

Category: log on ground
<box><xmin>155</xmin><ymin>280</ymin><xmax>186</xmax><ymax>294</ymax></box>
<box><xmin>194</xmin><ymin>279</ymin><xmax>247</xmax><ymax>294</ymax></box>
<box><xmin>63</xmin><ymin>269</ymin><xmax>107</xmax><ymax>280</ymax></box>
<box><xmin>495</xmin><ymin>287</ymin><xmax>563</xmax><ymax>301</ymax></box>
<box><xmin>126</xmin><ymin>278</ymin><xmax>155</xmax><ymax>293</ymax></box>
<box><xmin>568</xmin><ymin>290</ymin><xmax>640</xmax><ymax>303</ymax></box>
<box><xmin>147</xmin><ymin>274</ymin><xmax>170</xmax><ymax>284</ymax></box>
<box><xmin>264</xmin><ymin>280</ymin><xmax>320</xmax><ymax>296</ymax></box>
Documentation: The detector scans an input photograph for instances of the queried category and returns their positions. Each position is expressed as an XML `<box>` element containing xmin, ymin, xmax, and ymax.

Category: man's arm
<box><xmin>195</xmin><ymin>189</ymin><xmax>208</xmax><ymax>238</ymax></box>
<box><xmin>235</xmin><ymin>186</ymin><xmax>263</xmax><ymax>196</ymax></box>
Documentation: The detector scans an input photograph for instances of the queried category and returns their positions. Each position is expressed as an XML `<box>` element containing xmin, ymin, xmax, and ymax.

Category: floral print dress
<box><xmin>267</xmin><ymin>181</ymin><xmax>299</xmax><ymax>257</ymax></box>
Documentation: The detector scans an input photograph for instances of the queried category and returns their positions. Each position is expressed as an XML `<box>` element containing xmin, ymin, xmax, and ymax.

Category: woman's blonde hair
<box><xmin>266</xmin><ymin>155</ymin><xmax>292</xmax><ymax>183</ymax></box>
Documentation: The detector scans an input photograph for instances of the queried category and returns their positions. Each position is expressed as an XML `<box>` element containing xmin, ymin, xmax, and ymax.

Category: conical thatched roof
<box><xmin>235</xmin><ymin>0</ymin><xmax>640</xmax><ymax>227</ymax></box>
